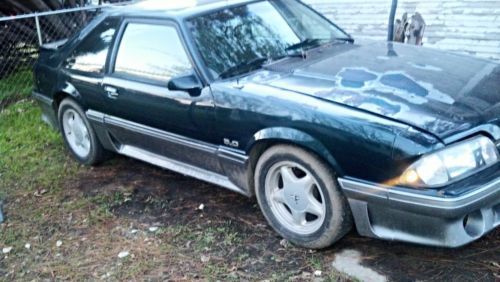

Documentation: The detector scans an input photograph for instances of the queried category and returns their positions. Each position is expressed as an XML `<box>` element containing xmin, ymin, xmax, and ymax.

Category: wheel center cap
<box><xmin>284</xmin><ymin>185</ymin><xmax>308</xmax><ymax>211</ymax></box>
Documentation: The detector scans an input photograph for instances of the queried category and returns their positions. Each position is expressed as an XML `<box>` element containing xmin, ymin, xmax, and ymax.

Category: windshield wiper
<box><xmin>331</xmin><ymin>37</ymin><xmax>355</xmax><ymax>44</ymax></box>
<box><xmin>219</xmin><ymin>57</ymin><xmax>269</xmax><ymax>79</ymax></box>
<box><xmin>286</xmin><ymin>37</ymin><xmax>354</xmax><ymax>54</ymax></box>
<box><xmin>285</xmin><ymin>38</ymin><xmax>322</xmax><ymax>52</ymax></box>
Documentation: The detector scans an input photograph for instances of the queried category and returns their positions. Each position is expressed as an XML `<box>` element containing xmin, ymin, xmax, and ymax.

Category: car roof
<box><xmin>108</xmin><ymin>0</ymin><xmax>260</xmax><ymax>20</ymax></box>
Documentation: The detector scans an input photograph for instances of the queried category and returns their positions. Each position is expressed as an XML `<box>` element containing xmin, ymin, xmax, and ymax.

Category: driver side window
<box><xmin>113</xmin><ymin>22</ymin><xmax>193</xmax><ymax>83</ymax></box>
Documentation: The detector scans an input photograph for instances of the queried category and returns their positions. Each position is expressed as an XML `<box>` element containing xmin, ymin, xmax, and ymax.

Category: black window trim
<box><xmin>107</xmin><ymin>17</ymin><xmax>204</xmax><ymax>88</ymax></box>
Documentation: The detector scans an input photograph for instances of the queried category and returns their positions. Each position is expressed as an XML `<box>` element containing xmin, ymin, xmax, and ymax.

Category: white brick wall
<box><xmin>305</xmin><ymin>0</ymin><xmax>500</xmax><ymax>61</ymax></box>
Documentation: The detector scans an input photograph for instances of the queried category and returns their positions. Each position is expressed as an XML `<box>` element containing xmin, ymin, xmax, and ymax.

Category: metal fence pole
<box><xmin>387</xmin><ymin>0</ymin><xmax>398</xmax><ymax>41</ymax></box>
<box><xmin>35</xmin><ymin>14</ymin><xmax>43</xmax><ymax>46</ymax></box>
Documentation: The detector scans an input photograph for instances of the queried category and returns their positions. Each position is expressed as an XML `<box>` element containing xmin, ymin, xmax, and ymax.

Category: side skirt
<box><xmin>119</xmin><ymin>145</ymin><xmax>247</xmax><ymax>196</ymax></box>
<box><xmin>86</xmin><ymin>110</ymin><xmax>251</xmax><ymax>197</ymax></box>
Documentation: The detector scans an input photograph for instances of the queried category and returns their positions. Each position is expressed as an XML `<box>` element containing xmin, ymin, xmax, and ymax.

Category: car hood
<box><xmin>243</xmin><ymin>40</ymin><xmax>500</xmax><ymax>142</ymax></box>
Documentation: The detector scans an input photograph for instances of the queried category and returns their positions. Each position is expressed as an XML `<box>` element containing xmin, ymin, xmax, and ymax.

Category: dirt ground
<box><xmin>66</xmin><ymin>156</ymin><xmax>499</xmax><ymax>281</ymax></box>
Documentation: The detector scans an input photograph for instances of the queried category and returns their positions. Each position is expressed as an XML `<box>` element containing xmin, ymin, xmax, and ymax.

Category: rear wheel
<box><xmin>255</xmin><ymin>145</ymin><xmax>352</xmax><ymax>249</ymax></box>
<box><xmin>58</xmin><ymin>98</ymin><xmax>107</xmax><ymax>165</ymax></box>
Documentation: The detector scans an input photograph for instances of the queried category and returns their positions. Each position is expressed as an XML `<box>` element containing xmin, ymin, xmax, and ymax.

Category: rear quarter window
<box><xmin>64</xmin><ymin>17</ymin><xmax>120</xmax><ymax>74</ymax></box>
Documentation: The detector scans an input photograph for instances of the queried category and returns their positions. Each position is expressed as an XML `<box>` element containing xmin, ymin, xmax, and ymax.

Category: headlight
<box><xmin>401</xmin><ymin>136</ymin><xmax>499</xmax><ymax>187</ymax></box>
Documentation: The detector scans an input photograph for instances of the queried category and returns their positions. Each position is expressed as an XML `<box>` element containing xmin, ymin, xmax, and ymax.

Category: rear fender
<box><xmin>54</xmin><ymin>81</ymin><xmax>86</xmax><ymax>110</ymax></box>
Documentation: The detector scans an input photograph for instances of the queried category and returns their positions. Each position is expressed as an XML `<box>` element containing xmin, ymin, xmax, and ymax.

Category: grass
<box><xmin>0</xmin><ymin>100</ymin><xmax>231</xmax><ymax>280</ymax></box>
<box><xmin>0</xmin><ymin>100</ymin><xmax>76</xmax><ymax>193</ymax></box>
<box><xmin>0</xmin><ymin>99</ymin><xmax>165</xmax><ymax>280</ymax></box>
<box><xmin>0</xmin><ymin>69</ymin><xmax>32</xmax><ymax>109</ymax></box>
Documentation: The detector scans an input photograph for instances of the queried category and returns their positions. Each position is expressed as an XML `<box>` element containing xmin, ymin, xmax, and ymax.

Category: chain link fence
<box><xmin>0</xmin><ymin>4</ymin><xmax>129</xmax><ymax>109</ymax></box>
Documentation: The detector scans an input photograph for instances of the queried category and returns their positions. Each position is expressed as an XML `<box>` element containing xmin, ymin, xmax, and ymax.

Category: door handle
<box><xmin>104</xmin><ymin>86</ymin><xmax>119</xmax><ymax>99</ymax></box>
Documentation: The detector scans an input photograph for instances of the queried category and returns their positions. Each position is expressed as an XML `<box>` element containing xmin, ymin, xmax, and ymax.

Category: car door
<box><xmin>102</xmin><ymin>19</ymin><xmax>220</xmax><ymax>172</ymax></box>
<box><xmin>62</xmin><ymin>16</ymin><xmax>120</xmax><ymax>114</ymax></box>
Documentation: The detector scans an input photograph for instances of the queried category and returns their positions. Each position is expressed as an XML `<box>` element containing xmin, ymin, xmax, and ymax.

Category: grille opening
<box><xmin>462</xmin><ymin>210</ymin><xmax>484</xmax><ymax>237</ymax></box>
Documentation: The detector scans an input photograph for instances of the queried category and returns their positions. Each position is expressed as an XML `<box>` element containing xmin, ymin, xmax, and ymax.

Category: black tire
<box><xmin>255</xmin><ymin>145</ymin><xmax>352</xmax><ymax>249</ymax></box>
<box><xmin>58</xmin><ymin>98</ymin><xmax>107</xmax><ymax>166</ymax></box>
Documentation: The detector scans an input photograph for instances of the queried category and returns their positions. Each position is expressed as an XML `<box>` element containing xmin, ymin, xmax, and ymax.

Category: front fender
<box><xmin>247</xmin><ymin>127</ymin><xmax>344</xmax><ymax>176</ymax></box>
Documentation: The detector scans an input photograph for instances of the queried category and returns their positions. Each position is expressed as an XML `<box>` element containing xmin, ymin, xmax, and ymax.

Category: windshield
<box><xmin>187</xmin><ymin>0</ymin><xmax>349</xmax><ymax>79</ymax></box>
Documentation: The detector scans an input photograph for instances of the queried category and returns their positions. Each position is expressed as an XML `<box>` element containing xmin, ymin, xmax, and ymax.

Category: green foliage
<box><xmin>0</xmin><ymin>100</ymin><xmax>78</xmax><ymax>196</ymax></box>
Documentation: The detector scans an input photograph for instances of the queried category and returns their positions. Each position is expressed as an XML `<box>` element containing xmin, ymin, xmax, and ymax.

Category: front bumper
<box><xmin>338</xmin><ymin>174</ymin><xmax>500</xmax><ymax>247</ymax></box>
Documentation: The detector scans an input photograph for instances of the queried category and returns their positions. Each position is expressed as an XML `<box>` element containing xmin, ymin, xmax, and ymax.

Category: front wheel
<box><xmin>255</xmin><ymin>145</ymin><xmax>352</xmax><ymax>249</ymax></box>
<box><xmin>58</xmin><ymin>98</ymin><xmax>107</xmax><ymax>165</ymax></box>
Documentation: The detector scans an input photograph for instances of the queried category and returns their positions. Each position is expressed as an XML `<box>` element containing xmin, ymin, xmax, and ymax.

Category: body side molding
<box><xmin>104</xmin><ymin>114</ymin><xmax>217</xmax><ymax>154</ymax></box>
<box><xmin>85</xmin><ymin>109</ymin><xmax>251</xmax><ymax>195</ymax></box>
<box><xmin>120</xmin><ymin>145</ymin><xmax>249</xmax><ymax>196</ymax></box>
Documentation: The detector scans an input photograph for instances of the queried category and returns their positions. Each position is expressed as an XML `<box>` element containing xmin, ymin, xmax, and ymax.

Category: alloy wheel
<box><xmin>62</xmin><ymin>108</ymin><xmax>91</xmax><ymax>158</ymax></box>
<box><xmin>264</xmin><ymin>161</ymin><xmax>326</xmax><ymax>235</ymax></box>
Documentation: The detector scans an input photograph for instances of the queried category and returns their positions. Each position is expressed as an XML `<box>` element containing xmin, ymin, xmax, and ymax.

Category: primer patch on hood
<box><xmin>329</xmin><ymin>67</ymin><xmax>454</xmax><ymax>105</ymax></box>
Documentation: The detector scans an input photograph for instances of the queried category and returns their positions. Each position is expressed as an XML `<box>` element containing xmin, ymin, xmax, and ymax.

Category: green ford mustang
<box><xmin>33</xmin><ymin>0</ymin><xmax>499</xmax><ymax>248</ymax></box>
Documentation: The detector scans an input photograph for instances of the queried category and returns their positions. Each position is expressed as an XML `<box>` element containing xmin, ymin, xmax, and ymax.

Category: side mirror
<box><xmin>167</xmin><ymin>73</ymin><xmax>202</xmax><ymax>97</ymax></box>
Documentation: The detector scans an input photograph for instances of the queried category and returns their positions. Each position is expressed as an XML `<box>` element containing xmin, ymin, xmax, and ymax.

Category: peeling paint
<box><xmin>329</xmin><ymin>67</ymin><xmax>455</xmax><ymax>105</ymax></box>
